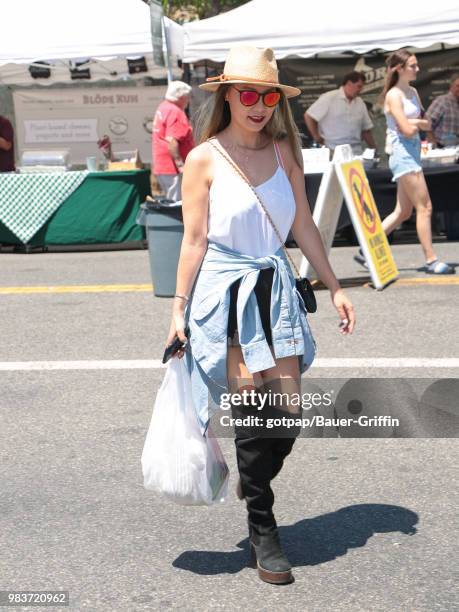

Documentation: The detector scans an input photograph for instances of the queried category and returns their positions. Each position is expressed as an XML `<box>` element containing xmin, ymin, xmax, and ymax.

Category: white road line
<box><xmin>0</xmin><ymin>360</ymin><xmax>167</xmax><ymax>371</ymax></box>
<box><xmin>0</xmin><ymin>358</ymin><xmax>458</xmax><ymax>371</ymax></box>
<box><xmin>313</xmin><ymin>358</ymin><xmax>459</xmax><ymax>368</ymax></box>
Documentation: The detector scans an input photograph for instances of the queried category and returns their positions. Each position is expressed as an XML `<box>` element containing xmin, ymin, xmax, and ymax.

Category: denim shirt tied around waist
<box><xmin>183</xmin><ymin>240</ymin><xmax>317</xmax><ymax>436</ymax></box>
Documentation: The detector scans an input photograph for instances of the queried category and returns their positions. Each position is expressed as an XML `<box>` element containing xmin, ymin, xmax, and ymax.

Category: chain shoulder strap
<box><xmin>207</xmin><ymin>138</ymin><xmax>301</xmax><ymax>278</ymax></box>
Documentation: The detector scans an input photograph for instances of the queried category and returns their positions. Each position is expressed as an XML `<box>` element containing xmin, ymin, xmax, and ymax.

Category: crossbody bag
<box><xmin>207</xmin><ymin>138</ymin><xmax>317</xmax><ymax>313</ymax></box>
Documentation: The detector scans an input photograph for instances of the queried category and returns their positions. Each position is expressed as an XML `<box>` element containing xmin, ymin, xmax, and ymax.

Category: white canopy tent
<box><xmin>183</xmin><ymin>0</ymin><xmax>459</xmax><ymax>62</ymax></box>
<box><xmin>0</xmin><ymin>0</ymin><xmax>170</xmax><ymax>85</ymax></box>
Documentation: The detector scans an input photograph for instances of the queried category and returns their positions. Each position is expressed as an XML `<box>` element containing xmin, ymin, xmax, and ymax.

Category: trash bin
<box><xmin>136</xmin><ymin>198</ymin><xmax>183</xmax><ymax>297</ymax></box>
<box><xmin>444</xmin><ymin>210</ymin><xmax>459</xmax><ymax>241</ymax></box>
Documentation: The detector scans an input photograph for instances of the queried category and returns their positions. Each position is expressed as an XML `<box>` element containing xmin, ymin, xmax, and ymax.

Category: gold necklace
<box><xmin>219</xmin><ymin>130</ymin><xmax>271</xmax><ymax>152</ymax></box>
<box><xmin>215</xmin><ymin>134</ymin><xmax>272</xmax><ymax>181</ymax></box>
<box><xmin>232</xmin><ymin>138</ymin><xmax>271</xmax><ymax>151</ymax></box>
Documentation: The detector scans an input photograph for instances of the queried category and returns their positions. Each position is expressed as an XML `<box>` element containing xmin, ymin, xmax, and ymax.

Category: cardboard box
<box><xmin>107</xmin><ymin>150</ymin><xmax>143</xmax><ymax>171</ymax></box>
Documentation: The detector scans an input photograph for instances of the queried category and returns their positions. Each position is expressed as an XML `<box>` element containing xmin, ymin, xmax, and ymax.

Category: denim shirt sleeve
<box><xmin>183</xmin><ymin>240</ymin><xmax>317</xmax><ymax>435</ymax></box>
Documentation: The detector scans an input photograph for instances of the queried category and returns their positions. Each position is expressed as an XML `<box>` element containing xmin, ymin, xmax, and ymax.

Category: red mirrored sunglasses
<box><xmin>233</xmin><ymin>87</ymin><xmax>281</xmax><ymax>108</ymax></box>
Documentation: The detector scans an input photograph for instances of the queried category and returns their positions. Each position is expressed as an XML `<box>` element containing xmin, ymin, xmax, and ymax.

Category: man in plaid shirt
<box><xmin>426</xmin><ymin>74</ymin><xmax>459</xmax><ymax>148</ymax></box>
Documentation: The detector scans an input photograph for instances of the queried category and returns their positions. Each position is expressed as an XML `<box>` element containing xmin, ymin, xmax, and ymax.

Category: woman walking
<box><xmin>165</xmin><ymin>45</ymin><xmax>355</xmax><ymax>585</ymax></box>
<box><xmin>355</xmin><ymin>49</ymin><xmax>454</xmax><ymax>274</ymax></box>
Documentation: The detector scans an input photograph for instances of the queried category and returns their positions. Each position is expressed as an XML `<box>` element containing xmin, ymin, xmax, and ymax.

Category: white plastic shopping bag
<box><xmin>141</xmin><ymin>356</ymin><xmax>229</xmax><ymax>506</ymax></box>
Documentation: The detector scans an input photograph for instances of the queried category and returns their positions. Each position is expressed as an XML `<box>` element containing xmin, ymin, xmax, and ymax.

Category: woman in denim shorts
<box><xmin>355</xmin><ymin>49</ymin><xmax>454</xmax><ymax>274</ymax></box>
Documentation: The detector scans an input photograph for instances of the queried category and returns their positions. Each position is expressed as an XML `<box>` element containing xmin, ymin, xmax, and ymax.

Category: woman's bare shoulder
<box><xmin>385</xmin><ymin>88</ymin><xmax>404</xmax><ymax>112</ymax></box>
<box><xmin>184</xmin><ymin>141</ymin><xmax>213</xmax><ymax>167</ymax></box>
<box><xmin>183</xmin><ymin>142</ymin><xmax>214</xmax><ymax>185</ymax></box>
<box><xmin>276</xmin><ymin>135</ymin><xmax>293</xmax><ymax>159</ymax></box>
<box><xmin>276</xmin><ymin>136</ymin><xmax>302</xmax><ymax>173</ymax></box>
<box><xmin>386</xmin><ymin>87</ymin><xmax>403</xmax><ymax>101</ymax></box>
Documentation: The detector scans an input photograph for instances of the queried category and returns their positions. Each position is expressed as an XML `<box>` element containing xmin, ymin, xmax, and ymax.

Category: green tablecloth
<box><xmin>0</xmin><ymin>171</ymin><xmax>89</xmax><ymax>243</ymax></box>
<box><xmin>0</xmin><ymin>170</ymin><xmax>150</xmax><ymax>247</ymax></box>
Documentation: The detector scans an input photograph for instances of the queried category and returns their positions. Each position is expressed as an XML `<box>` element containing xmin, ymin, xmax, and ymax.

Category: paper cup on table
<box><xmin>86</xmin><ymin>156</ymin><xmax>98</xmax><ymax>171</ymax></box>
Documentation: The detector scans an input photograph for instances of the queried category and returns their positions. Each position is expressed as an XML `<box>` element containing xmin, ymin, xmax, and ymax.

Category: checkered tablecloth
<box><xmin>0</xmin><ymin>171</ymin><xmax>89</xmax><ymax>243</ymax></box>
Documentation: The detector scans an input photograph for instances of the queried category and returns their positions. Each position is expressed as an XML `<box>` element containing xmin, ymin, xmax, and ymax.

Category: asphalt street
<box><xmin>1</xmin><ymin>241</ymin><xmax>458</xmax><ymax>611</ymax></box>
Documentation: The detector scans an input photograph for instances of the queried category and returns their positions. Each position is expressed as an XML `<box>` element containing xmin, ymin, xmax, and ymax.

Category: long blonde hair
<box><xmin>194</xmin><ymin>85</ymin><xmax>303</xmax><ymax>169</ymax></box>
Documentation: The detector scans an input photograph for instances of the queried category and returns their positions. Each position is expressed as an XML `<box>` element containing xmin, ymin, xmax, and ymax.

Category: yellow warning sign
<box><xmin>337</xmin><ymin>160</ymin><xmax>398</xmax><ymax>289</ymax></box>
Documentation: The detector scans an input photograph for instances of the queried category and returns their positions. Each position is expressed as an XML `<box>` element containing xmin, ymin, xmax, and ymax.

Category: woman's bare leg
<box><xmin>397</xmin><ymin>172</ymin><xmax>436</xmax><ymax>262</ymax></box>
<box><xmin>381</xmin><ymin>179</ymin><xmax>414</xmax><ymax>236</ymax></box>
<box><xmin>259</xmin><ymin>354</ymin><xmax>301</xmax><ymax>411</ymax></box>
<box><xmin>227</xmin><ymin>345</ymin><xmax>264</xmax><ymax>395</ymax></box>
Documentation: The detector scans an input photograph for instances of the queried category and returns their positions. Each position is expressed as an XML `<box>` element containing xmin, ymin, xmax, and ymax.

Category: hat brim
<box><xmin>199</xmin><ymin>80</ymin><xmax>301</xmax><ymax>98</ymax></box>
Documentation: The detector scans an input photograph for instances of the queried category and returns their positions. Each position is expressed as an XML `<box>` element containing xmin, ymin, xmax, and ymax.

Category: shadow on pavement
<box><xmin>172</xmin><ymin>503</ymin><xmax>418</xmax><ymax>575</ymax></box>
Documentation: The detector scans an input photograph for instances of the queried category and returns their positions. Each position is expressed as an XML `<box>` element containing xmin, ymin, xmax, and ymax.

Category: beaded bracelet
<box><xmin>174</xmin><ymin>294</ymin><xmax>189</xmax><ymax>302</ymax></box>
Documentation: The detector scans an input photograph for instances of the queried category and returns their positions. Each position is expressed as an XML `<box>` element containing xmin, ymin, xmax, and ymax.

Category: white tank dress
<box><xmin>206</xmin><ymin>140</ymin><xmax>297</xmax><ymax>256</ymax></box>
<box><xmin>205</xmin><ymin>139</ymin><xmax>298</xmax><ymax>345</ymax></box>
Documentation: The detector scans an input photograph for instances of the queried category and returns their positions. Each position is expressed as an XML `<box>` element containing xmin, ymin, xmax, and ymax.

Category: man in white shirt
<box><xmin>304</xmin><ymin>71</ymin><xmax>376</xmax><ymax>155</ymax></box>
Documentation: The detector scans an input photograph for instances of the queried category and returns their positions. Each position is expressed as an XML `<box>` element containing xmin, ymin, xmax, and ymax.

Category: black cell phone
<box><xmin>162</xmin><ymin>326</ymin><xmax>190</xmax><ymax>364</ymax></box>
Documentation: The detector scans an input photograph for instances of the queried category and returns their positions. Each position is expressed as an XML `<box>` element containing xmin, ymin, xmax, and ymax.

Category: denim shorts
<box><xmin>227</xmin><ymin>268</ymin><xmax>274</xmax><ymax>347</ymax></box>
<box><xmin>388</xmin><ymin>134</ymin><xmax>422</xmax><ymax>182</ymax></box>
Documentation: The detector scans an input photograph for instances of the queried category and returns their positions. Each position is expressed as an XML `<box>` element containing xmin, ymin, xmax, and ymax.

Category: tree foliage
<box><xmin>161</xmin><ymin>0</ymin><xmax>248</xmax><ymax>21</ymax></box>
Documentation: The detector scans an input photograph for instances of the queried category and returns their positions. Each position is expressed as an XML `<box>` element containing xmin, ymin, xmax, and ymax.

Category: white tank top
<box><xmin>206</xmin><ymin>141</ymin><xmax>297</xmax><ymax>257</ymax></box>
<box><xmin>385</xmin><ymin>89</ymin><xmax>421</xmax><ymax>137</ymax></box>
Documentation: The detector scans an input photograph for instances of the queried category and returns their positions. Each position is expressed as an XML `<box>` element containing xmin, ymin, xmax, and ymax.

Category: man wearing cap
<box><xmin>304</xmin><ymin>71</ymin><xmax>376</xmax><ymax>155</ymax></box>
<box><xmin>152</xmin><ymin>81</ymin><xmax>195</xmax><ymax>201</ymax></box>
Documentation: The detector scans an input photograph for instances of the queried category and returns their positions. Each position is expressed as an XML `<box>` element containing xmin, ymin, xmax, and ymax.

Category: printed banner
<box><xmin>13</xmin><ymin>85</ymin><xmax>167</xmax><ymax>165</ymax></box>
<box><xmin>24</xmin><ymin>119</ymin><xmax>98</xmax><ymax>144</ymax></box>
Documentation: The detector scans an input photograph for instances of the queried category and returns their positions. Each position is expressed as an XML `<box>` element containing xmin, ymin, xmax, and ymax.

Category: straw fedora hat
<box><xmin>199</xmin><ymin>45</ymin><xmax>301</xmax><ymax>98</ymax></box>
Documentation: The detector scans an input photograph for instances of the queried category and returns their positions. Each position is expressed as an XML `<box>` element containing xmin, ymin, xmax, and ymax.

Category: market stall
<box><xmin>0</xmin><ymin>0</ymin><xmax>161</xmax><ymax>250</ymax></box>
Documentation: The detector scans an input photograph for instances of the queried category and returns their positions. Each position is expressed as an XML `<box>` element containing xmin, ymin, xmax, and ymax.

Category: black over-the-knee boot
<box><xmin>267</xmin><ymin>392</ymin><xmax>301</xmax><ymax>482</ymax></box>
<box><xmin>271</xmin><ymin>436</ymin><xmax>297</xmax><ymax>481</ymax></box>
<box><xmin>232</xmin><ymin>401</ymin><xmax>294</xmax><ymax>585</ymax></box>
